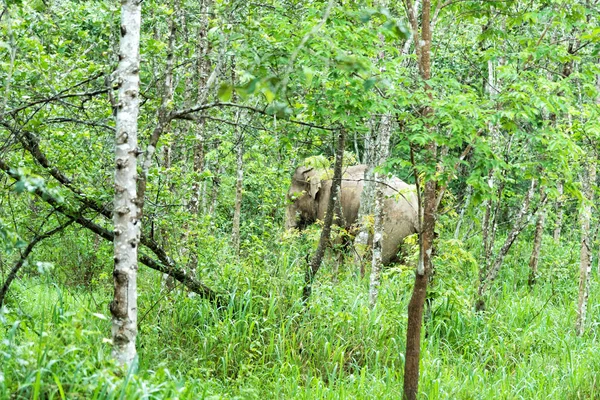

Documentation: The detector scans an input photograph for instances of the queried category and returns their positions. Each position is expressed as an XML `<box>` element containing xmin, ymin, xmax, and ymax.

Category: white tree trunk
<box><xmin>454</xmin><ymin>185</ymin><xmax>471</xmax><ymax>240</ymax></box>
<box><xmin>577</xmin><ymin>160</ymin><xmax>595</xmax><ymax>336</ymax></box>
<box><xmin>369</xmin><ymin>113</ymin><xmax>392</xmax><ymax>307</ymax></box>
<box><xmin>189</xmin><ymin>0</ymin><xmax>212</xmax><ymax>216</ymax></box>
<box><xmin>187</xmin><ymin>1</ymin><xmax>213</xmax><ymax>274</ymax></box>
<box><xmin>111</xmin><ymin>0</ymin><xmax>142</xmax><ymax>367</ymax></box>
<box><xmin>353</xmin><ymin>127</ymin><xmax>376</xmax><ymax>274</ymax></box>
<box><xmin>354</xmin><ymin>24</ymin><xmax>389</xmax><ymax>273</ymax></box>
<box><xmin>369</xmin><ymin>173</ymin><xmax>385</xmax><ymax>307</ymax></box>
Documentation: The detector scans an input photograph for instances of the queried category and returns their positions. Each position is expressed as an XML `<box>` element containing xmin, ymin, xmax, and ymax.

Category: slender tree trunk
<box><xmin>404</xmin><ymin>170</ymin><xmax>437</xmax><ymax>400</ymax></box>
<box><xmin>143</xmin><ymin>0</ymin><xmax>179</xmax><ymax>287</ymax></box>
<box><xmin>576</xmin><ymin>158</ymin><xmax>596</xmax><ymax>336</ymax></box>
<box><xmin>356</xmin><ymin>10</ymin><xmax>391</xmax><ymax>276</ymax></box>
<box><xmin>481</xmin><ymin>184</ymin><xmax>493</xmax><ymax>276</ymax></box>
<box><xmin>528</xmin><ymin>187</ymin><xmax>547</xmax><ymax>287</ymax></box>
<box><xmin>354</xmin><ymin>126</ymin><xmax>376</xmax><ymax>276</ymax></box>
<box><xmin>454</xmin><ymin>185</ymin><xmax>471</xmax><ymax>240</ymax></box>
<box><xmin>353</xmin><ymin>130</ymin><xmax>360</xmax><ymax>162</ymax></box>
<box><xmin>189</xmin><ymin>126</ymin><xmax>205</xmax><ymax>216</ymax></box>
<box><xmin>137</xmin><ymin>2</ymin><xmax>176</xmax><ymax>204</ymax></box>
<box><xmin>553</xmin><ymin>181</ymin><xmax>564</xmax><ymax>242</ymax></box>
<box><xmin>480</xmin><ymin>53</ymin><xmax>503</xmax><ymax>274</ymax></box>
<box><xmin>480</xmin><ymin>179</ymin><xmax>505</xmax><ymax>285</ymax></box>
<box><xmin>230</xmin><ymin>60</ymin><xmax>244</xmax><ymax>257</ymax></box>
<box><xmin>403</xmin><ymin>0</ymin><xmax>435</xmax><ymax>398</ymax></box>
<box><xmin>369</xmin><ymin>178</ymin><xmax>385</xmax><ymax>307</ymax></box>
<box><xmin>111</xmin><ymin>0</ymin><xmax>142</xmax><ymax>366</ymax></box>
<box><xmin>231</xmin><ymin>127</ymin><xmax>244</xmax><ymax>256</ymax></box>
<box><xmin>186</xmin><ymin>3</ymin><xmax>214</xmax><ymax>274</ymax></box>
<box><xmin>303</xmin><ymin>128</ymin><xmax>346</xmax><ymax>301</ymax></box>
<box><xmin>189</xmin><ymin>0</ymin><xmax>212</xmax><ymax>216</ymax></box>
<box><xmin>208</xmin><ymin>165</ymin><xmax>223</xmax><ymax>217</ymax></box>
<box><xmin>477</xmin><ymin>179</ymin><xmax>538</xmax><ymax>310</ymax></box>
<box><xmin>369</xmin><ymin>114</ymin><xmax>392</xmax><ymax>307</ymax></box>
<box><xmin>1</xmin><ymin>10</ymin><xmax>15</xmax><ymax>116</ymax></box>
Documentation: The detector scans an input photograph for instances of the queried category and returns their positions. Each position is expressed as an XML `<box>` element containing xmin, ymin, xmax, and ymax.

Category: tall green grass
<box><xmin>1</xmin><ymin>234</ymin><xmax>599</xmax><ymax>399</ymax></box>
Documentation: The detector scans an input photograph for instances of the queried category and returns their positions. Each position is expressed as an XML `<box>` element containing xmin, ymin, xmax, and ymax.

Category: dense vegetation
<box><xmin>1</xmin><ymin>0</ymin><xmax>599</xmax><ymax>398</ymax></box>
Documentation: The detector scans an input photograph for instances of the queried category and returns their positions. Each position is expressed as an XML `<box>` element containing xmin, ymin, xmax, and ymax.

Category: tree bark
<box><xmin>553</xmin><ymin>181</ymin><xmax>564</xmax><ymax>242</ymax></box>
<box><xmin>231</xmin><ymin>126</ymin><xmax>244</xmax><ymax>257</ymax></box>
<box><xmin>404</xmin><ymin>171</ymin><xmax>436</xmax><ymax>400</ymax></box>
<box><xmin>355</xmin><ymin>23</ymin><xmax>391</xmax><ymax>275</ymax></box>
<box><xmin>528</xmin><ymin>187</ymin><xmax>547</xmax><ymax>287</ymax></box>
<box><xmin>454</xmin><ymin>185</ymin><xmax>471</xmax><ymax>240</ymax></box>
<box><xmin>369</xmin><ymin>114</ymin><xmax>392</xmax><ymax>307</ymax></box>
<box><xmin>576</xmin><ymin>157</ymin><xmax>596</xmax><ymax>336</ymax></box>
<box><xmin>354</xmin><ymin>127</ymin><xmax>376</xmax><ymax>276</ymax></box>
<box><xmin>137</xmin><ymin>1</ymin><xmax>177</xmax><ymax>211</ymax></box>
<box><xmin>189</xmin><ymin>0</ymin><xmax>212</xmax><ymax>216</ymax></box>
<box><xmin>403</xmin><ymin>0</ymin><xmax>434</xmax><ymax>398</ymax></box>
<box><xmin>303</xmin><ymin>128</ymin><xmax>346</xmax><ymax>301</ymax></box>
<box><xmin>368</xmin><ymin>178</ymin><xmax>385</xmax><ymax>307</ymax></box>
<box><xmin>111</xmin><ymin>0</ymin><xmax>142</xmax><ymax>367</ymax></box>
<box><xmin>208</xmin><ymin>165</ymin><xmax>223</xmax><ymax>217</ymax></box>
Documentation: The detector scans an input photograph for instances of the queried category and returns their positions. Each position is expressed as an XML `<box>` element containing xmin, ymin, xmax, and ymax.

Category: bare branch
<box><xmin>0</xmin><ymin>218</ymin><xmax>75</xmax><ymax>307</ymax></box>
<box><xmin>1</xmin><ymin>73</ymin><xmax>108</xmax><ymax>117</ymax></box>
<box><xmin>0</xmin><ymin>157</ymin><xmax>222</xmax><ymax>304</ymax></box>
<box><xmin>171</xmin><ymin>101</ymin><xmax>336</xmax><ymax>130</ymax></box>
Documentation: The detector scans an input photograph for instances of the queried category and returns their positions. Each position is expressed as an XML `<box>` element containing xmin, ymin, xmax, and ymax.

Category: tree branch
<box><xmin>0</xmin><ymin>218</ymin><xmax>75</xmax><ymax>307</ymax></box>
<box><xmin>1</xmin><ymin>72</ymin><xmax>108</xmax><ymax>117</ymax></box>
<box><xmin>171</xmin><ymin>102</ymin><xmax>336</xmax><ymax>131</ymax></box>
<box><xmin>0</xmin><ymin>157</ymin><xmax>222</xmax><ymax>304</ymax></box>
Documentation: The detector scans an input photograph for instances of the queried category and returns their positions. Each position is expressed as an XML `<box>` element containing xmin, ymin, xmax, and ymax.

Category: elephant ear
<box><xmin>307</xmin><ymin>174</ymin><xmax>321</xmax><ymax>199</ymax></box>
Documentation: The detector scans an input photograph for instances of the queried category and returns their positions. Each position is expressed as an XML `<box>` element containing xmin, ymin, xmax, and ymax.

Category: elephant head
<box><xmin>285</xmin><ymin>166</ymin><xmax>324</xmax><ymax>230</ymax></box>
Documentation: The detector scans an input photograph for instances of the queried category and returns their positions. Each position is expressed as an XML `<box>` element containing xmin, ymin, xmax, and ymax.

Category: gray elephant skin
<box><xmin>285</xmin><ymin>164</ymin><xmax>419</xmax><ymax>264</ymax></box>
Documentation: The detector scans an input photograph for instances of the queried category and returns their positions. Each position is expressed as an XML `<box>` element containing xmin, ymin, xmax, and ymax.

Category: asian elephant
<box><xmin>285</xmin><ymin>164</ymin><xmax>419</xmax><ymax>264</ymax></box>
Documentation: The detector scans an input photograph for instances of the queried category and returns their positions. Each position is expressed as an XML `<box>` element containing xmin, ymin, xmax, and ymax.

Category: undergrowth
<box><xmin>1</xmin><ymin>234</ymin><xmax>599</xmax><ymax>399</ymax></box>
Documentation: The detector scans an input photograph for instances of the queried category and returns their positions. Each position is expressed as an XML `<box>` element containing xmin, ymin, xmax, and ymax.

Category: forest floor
<box><xmin>1</xmin><ymin>234</ymin><xmax>599</xmax><ymax>399</ymax></box>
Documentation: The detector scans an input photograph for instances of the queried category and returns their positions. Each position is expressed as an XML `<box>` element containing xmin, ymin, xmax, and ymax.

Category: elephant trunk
<box><xmin>285</xmin><ymin>205</ymin><xmax>297</xmax><ymax>230</ymax></box>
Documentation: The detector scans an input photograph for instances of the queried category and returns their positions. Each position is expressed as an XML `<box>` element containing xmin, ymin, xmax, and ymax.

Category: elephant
<box><xmin>285</xmin><ymin>164</ymin><xmax>419</xmax><ymax>264</ymax></box>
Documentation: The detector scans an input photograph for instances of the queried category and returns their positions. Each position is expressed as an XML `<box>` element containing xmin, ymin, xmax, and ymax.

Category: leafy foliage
<box><xmin>1</xmin><ymin>0</ymin><xmax>600</xmax><ymax>397</ymax></box>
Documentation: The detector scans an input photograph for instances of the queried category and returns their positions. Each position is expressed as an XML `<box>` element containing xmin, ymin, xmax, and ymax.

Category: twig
<box><xmin>0</xmin><ymin>218</ymin><xmax>75</xmax><ymax>307</ymax></box>
<box><xmin>526</xmin><ymin>282</ymin><xmax>556</xmax><ymax>326</ymax></box>
<box><xmin>0</xmin><ymin>157</ymin><xmax>223</xmax><ymax>305</ymax></box>
<box><xmin>171</xmin><ymin>101</ymin><xmax>336</xmax><ymax>131</ymax></box>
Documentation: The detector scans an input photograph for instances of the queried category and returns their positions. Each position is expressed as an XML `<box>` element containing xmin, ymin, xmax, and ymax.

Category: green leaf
<box><xmin>15</xmin><ymin>180</ymin><xmax>25</xmax><ymax>193</ymax></box>
<box><xmin>384</xmin><ymin>20</ymin><xmax>410</xmax><ymax>40</ymax></box>
<box><xmin>363</xmin><ymin>78</ymin><xmax>377</xmax><ymax>91</ymax></box>
<box><xmin>303</xmin><ymin>67</ymin><xmax>315</xmax><ymax>86</ymax></box>
<box><xmin>263</xmin><ymin>88</ymin><xmax>276</xmax><ymax>103</ymax></box>
<box><xmin>217</xmin><ymin>83</ymin><xmax>233</xmax><ymax>102</ymax></box>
